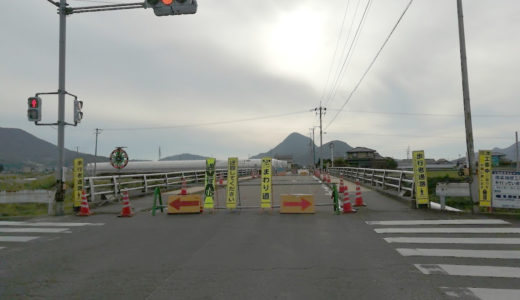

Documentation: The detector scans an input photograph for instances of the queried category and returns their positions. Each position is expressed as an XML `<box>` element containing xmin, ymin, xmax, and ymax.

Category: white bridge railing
<box><xmin>328</xmin><ymin>167</ymin><xmax>415</xmax><ymax>198</ymax></box>
<box><xmin>85</xmin><ymin>168</ymin><xmax>258</xmax><ymax>202</ymax></box>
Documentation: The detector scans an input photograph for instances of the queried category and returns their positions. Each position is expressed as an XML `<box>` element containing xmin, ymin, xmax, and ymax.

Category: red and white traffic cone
<box><xmin>327</xmin><ymin>173</ymin><xmax>331</xmax><ymax>183</ymax></box>
<box><xmin>342</xmin><ymin>191</ymin><xmax>357</xmax><ymax>213</ymax></box>
<box><xmin>354</xmin><ymin>181</ymin><xmax>366</xmax><ymax>207</ymax></box>
<box><xmin>118</xmin><ymin>191</ymin><xmax>134</xmax><ymax>217</ymax></box>
<box><xmin>181</xmin><ymin>177</ymin><xmax>187</xmax><ymax>195</ymax></box>
<box><xmin>339</xmin><ymin>177</ymin><xmax>345</xmax><ymax>193</ymax></box>
<box><xmin>76</xmin><ymin>190</ymin><xmax>92</xmax><ymax>216</ymax></box>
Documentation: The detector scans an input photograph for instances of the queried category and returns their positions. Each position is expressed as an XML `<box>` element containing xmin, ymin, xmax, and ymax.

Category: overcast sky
<box><xmin>1</xmin><ymin>0</ymin><xmax>519</xmax><ymax>161</ymax></box>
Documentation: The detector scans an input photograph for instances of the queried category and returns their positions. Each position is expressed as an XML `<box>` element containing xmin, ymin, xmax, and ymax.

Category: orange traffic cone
<box><xmin>354</xmin><ymin>181</ymin><xmax>366</xmax><ymax>207</ymax></box>
<box><xmin>342</xmin><ymin>191</ymin><xmax>357</xmax><ymax>213</ymax></box>
<box><xmin>118</xmin><ymin>191</ymin><xmax>134</xmax><ymax>217</ymax></box>
<box><xmin>76</xmin><ymin>190</ymin><xmax>92</xmax><ymax>216</ymax></box>
<box><xmin>181</xmin><ymin>178</ymin><xmax>187</xmax><ymax>195</ymax></box>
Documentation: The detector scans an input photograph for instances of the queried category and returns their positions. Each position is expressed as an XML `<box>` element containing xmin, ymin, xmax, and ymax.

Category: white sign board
<box><xmin>492</xmin><ymin>171</ymin><xmax>520</xmax><ymax>208</ymax></box>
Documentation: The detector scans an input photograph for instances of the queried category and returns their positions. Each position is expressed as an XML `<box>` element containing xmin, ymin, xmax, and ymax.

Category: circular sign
<box><xmin>110</xmin><ymin>148</ymin><xmax>129</xmax><ymax>169</ymax></box>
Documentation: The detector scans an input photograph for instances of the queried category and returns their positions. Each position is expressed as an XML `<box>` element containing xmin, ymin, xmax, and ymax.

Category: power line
<box><xmin>102</xmin><ymin>110</ymin><xmax>310</xmax><ymax>131</ymax></box>
<box><xmin>320</xmin><ymin>0</ymin><xmax>350</xmax><ymax>103</ymax></box>
<box><xmin>326</xmin><ymin>131</ymin><xmax>513</xmax><ymax>140</ymax></box>
<box><xmin>326</xmin><ymin>109</ymin><xmax>520</xmax><ymax>118</ymax></box>
<box><xmin>324</xmin><ymin>0</ymin><xmax>373</xmax><ymax>108</ymax></box>
<box><xmin>325</xmin><ymin>0</ymin><xmax>415</xmax><ymax>130</ymax></box>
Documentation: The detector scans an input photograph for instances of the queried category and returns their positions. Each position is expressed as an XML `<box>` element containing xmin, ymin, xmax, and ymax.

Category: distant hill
<box><xmin>160</xmin><ymin>153</ymin><xmax>208</xmax><ymax>161</ymax></box>
<box><xmin>252</xmin><ymin>132</ymin><xmax>353</xmax><ymax>166</ymax></box>
<box><xmin>493</xmin><ymin>142</ymin><xmax>520</xmax><ymax>162</ymax></box>
<box><xmin>0</xmin><ymin>127</ymin><xmax>108</xmax><ymax>171</ymax></box>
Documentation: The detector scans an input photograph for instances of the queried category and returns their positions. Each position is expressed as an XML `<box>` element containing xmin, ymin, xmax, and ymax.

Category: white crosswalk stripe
<box><xmin>374</xmin><ymin>227</ymin><xmax>520</xmax><ymax>234</ymax></box>
<box><xmin>366</xmin><ymin>219</ymin><xmax>510</xmax><ymax>226</ymax></box>
<box><xmin>0</xmin><ymin>228</ymin><xmax>70</xmax><ymax>233</ymax></box>
<box><xmin>368</xmin><ymin>218</ymin><xmax>520</xmax><ymax>299</ymax></box>
<box><xmin>0</xmin><ymin>221</ymin><xmax>104</xmax><ymax>227</ymax></box>
<box><xmin>0</xmin><ymin>236</ymin><xmax>39</xmax><ymax>242</ymax></box>
<box><xmin>441</xmin><ymin>287</ymin><xmax>520</xmax><ymax>300</ymax></box>
<box><xmin>384</xmin><ymin>237</ymin><xmax>520</xmax><ymax>244</ymax></box>
<box><xmin>0</xmin><ymin>221</ymin><xmax>104</xmax><ymax>251</ymax></box>
<box><xmin>397</xmin><ymin>248</ymin><xmax>520</xmax><ymax>259</ymax></box>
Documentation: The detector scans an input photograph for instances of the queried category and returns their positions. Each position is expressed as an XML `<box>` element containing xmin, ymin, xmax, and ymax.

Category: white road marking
<box><xmin>0</xmin><ymin>247</ymin><xmax>5</xmax><ymax>250</ymax></box>
<box><xmin>397</xmin><ymin>248</ymin><xmax>520</xmax><ymax>259</ymax></box>
<box><xmin>375</xmin><ymin>227</ymin><xmax>520</xmax><ymax>234</ymax></box>
<box><xmin>415</xmin><ymin>264</ymin><xmax>520</xmax><ymax>278</ymax></box>
<box><xmin>0</xmin><ymin>228</ymin><xmax>69</xmax><ymax>233</ymax></box>
<box><xmin>441</xmin><ymin>287</ymin><xmax>520</xmax><ymax>300</ymax></box>
<box><xmin>384</xmin><ymin>237</ymin><xmax>520</xmax><ymax>244</ymax></box>
<box><xmin>0</xmin><ymin>236</ymin><xmax>39</xmax><ymax>242</ymax></box>
<box><xmin>0</xmin><ymin>221</ymin><xmax>104</xmax><ymax>227</ymax></box>
<box><xmin>366</xmin><ymin>219</ymin><xmax>509</xmax><ymax>226</ymax></box>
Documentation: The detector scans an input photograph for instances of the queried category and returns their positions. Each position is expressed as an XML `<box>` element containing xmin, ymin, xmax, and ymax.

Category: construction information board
<box><xmin>478</xmin><ymin>150</ymin><xmax>492</xmax><ymax>207</ymax></box>
<box><xmin>261</xmin><ymin>157</ymin><xmax>272</xmax><ymax>208</ymax></box>
<box><xmin>226</xmin><ymin>157</ymin><xmax>238</xmax><ymax>209</ymax></box>
<box><xmin>203</xmin><ymin>158</ymin><xmax>216</xmax><ymax>209</ymax></box>
<box><xmin>73</xmin><ymin>158</ymin><xmax>84</xmax><ymax>208</ymax></box>
<box><xmin>412</xmin><ymin>150</ymin><xmax>429</xmax><ymax>207</ymax></box>
<box><xmin>492</xmin><ymin>170</ymin><xmax>520</xmax><ymax>209</ymax></box>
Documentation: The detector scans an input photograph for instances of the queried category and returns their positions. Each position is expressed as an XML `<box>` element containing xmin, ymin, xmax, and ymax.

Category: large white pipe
<box><xmin>86</xmin><ymin>159</ymin><xmax>288</xmax><ymax>176</ymax></box>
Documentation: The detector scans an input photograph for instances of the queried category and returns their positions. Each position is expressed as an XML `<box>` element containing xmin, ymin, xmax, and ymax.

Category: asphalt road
<box><xmin>1</xmin><ymin>175</ymin><xmax>520</xmax><ymax>299</ymax></box>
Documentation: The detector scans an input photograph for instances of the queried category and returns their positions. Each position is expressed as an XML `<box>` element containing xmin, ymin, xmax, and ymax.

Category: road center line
<box><xmin>397</xmin><ymin>248</ymin><xmax>520</xmax><ymax>259</ymax></box>
<box><xmin>384</xmin><ymin>237</ymin><xmax>520</xmax><ymax>244</ymax></box>
<box><xmin>375</xmin><ymin>227</ymin><xmax>520</xmax><ymax>234</ymax></box>
<box><xmin>415</xmin><ymin>264</ymin><xmax>520</xmax><ymax>278</ymax></box>
<box><xmin>366</xmin><ymin>219</ymin><xmax>509</xmax><ymax>226</ymax></box>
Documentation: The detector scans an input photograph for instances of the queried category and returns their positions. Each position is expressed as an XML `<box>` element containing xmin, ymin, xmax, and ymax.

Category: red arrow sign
<box><xmin>169</xmin><ymin>198</ymin><xmax>200</xmax><ymax>210</ymax></box>
<box><xmin>283</xmin><ymin>198</ymin><xmax>312</xmax><ymax>210</ymax></box>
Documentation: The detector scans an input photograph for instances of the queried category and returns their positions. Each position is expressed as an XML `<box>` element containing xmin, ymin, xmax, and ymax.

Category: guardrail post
<box><xmin>398</xmin><ymin>171</ymin><xmax>404</xmax><ymax>193</ymax></box>
<box><xmin>143</xmin><ymin>175</ymin><xmax>148</xmax><ymax>193</ymax></box>
<box><xmin>165</xmin><ymin>173</ymin><xmax>169</xmax><ymax>188</ymax></box>
<box><xmin>382</xmin><ymin>170</ymin><xmax>387</xmax><ymax>189</ymax></box>
<box><xmin>89</xmin><ymin>178</ymin><xmax>96</xmax><ymax>202</ymax></box>
<box><xmin>112</xmin><ymin>176</ymin><xmax>119</xmax><ymax>199</ymax></box>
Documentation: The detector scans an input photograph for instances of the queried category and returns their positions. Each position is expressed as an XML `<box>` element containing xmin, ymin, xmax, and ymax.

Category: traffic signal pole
<box><xmin>54</xmin><ymin>0</ymin><xmax>68</xmax><ymax>215</ymax></box>
<box><xmin>42</xmin><ymin>0</ymin><xmax>197</xmax><ymax>215</ymax></box>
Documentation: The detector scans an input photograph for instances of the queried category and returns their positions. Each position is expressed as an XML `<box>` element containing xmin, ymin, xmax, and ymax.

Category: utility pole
<box><xmin>158</xmin><ymin>146</ymin><xmax>162</xmax><ymax>161</ymax></box>
<box><xmin>457</xmin><ymin>0</ymin><xmax>478</xmax><ymax>213</ymax></box>
<box><xmin>94</xmin><ymin>128</ymin><xmax>102</xmax><ymax>176</ymax></box>
<box><xmin>515</xmin><ymin>131</ymin><xmax>520</xmax><ymax>172</ymax></box>
<box><xmin>313</xmin><ymin>105</ymin><xmax>326</xmax><ymax>171</ymax></box>
<box><xmin>310</xmin><ymin>126</ymin><xmax>318</xmax><ymax>169</ymax></box>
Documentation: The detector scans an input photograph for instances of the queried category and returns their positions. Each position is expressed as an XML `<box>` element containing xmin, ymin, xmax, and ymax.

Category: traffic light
<box><xmin>27</xmin><ymin>97</ymin><xmax>42</xmax><ymax>122</ymax></box>
<box><xmin>145</xmin><ymin>0</ymin><xmax>198</xmax><ymax>16</ymax></box>
<box><xmin>74</xmin><ymin>99</ymin><xmax>83</xmax><ymax>123</ymax></box>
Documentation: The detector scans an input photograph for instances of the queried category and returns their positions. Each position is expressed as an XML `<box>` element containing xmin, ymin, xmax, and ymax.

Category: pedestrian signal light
<box><xmin>74</xmin><ymin>99</ymin><xmax>83</xmax><ymax>123</ymax></box>
<box><xmin>27</xmin><ymin>97</ymin><xmax>42</xmax><ymax>122</ymax></box>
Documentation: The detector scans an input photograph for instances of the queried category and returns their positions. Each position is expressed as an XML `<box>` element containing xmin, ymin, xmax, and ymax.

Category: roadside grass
<box><xmin>0</xmin><ymin>174</ymin><xmax>76</xmax><ymax>217</ymax></box>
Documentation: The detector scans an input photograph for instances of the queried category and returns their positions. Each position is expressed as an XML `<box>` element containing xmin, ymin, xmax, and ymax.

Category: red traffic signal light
<box><xmin>162</xmin><ymin>0</ymin><xmax>173</xmax><ymax>4</ymax></box>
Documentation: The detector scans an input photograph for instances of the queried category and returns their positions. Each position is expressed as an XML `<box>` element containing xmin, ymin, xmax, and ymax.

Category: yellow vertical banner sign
<box><xmin>226</xmin><ymin>157</ymin><xmax>238</xmax><ymax>209</ymax></box>
<box><xmin>260</xmin><ymin>157</ymin><xmax>272</xmax><ymax>208</ymax></box>
<box><xmin>412</xmin><ymin>150</ymin><xmax>429</xmax><ymax>207</ymax></box>
<box><xmin>73</xmin><ymin>158</ymin><xmax>84</xmax><ymax>208</ymax></box>
<box><xmin>479</xmin><ymin>150</ymin><xmax>492</xmax><ymax>207</ymax></box>
<box><xmin>204</xmin><ymin>158</ymin><xmax>216</xmax><ymax>209</ymax></box>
